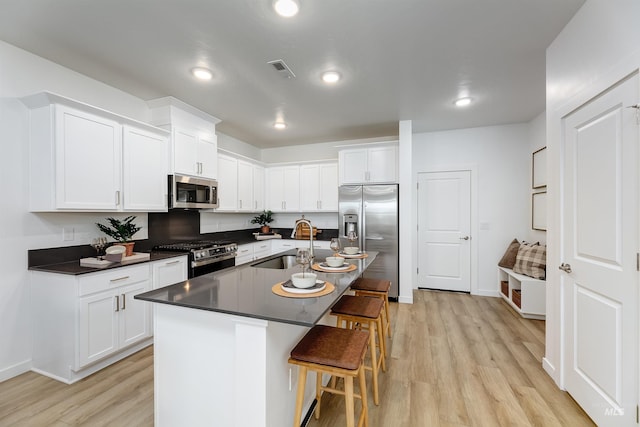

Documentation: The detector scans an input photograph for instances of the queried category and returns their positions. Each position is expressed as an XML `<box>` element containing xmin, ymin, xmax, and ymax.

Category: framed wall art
<box><xmin>532</xmin><ymin>146</ymin><xmax>547</xmax><ymax>189</ymax></box>
<box><xmin>532</xmin><ymin>191</ymin><xmax>547</xmax><ymax>231</ymax></box>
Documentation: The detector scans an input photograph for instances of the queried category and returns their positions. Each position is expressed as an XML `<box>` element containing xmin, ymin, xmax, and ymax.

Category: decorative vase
<box><xmin>261</xmin><ymin>225</ymin><xmax>270</xmax><ymax>233</ymax></box>
<box><xmin>122</xmin><ymin>242</ymin><xmax>135</xmax><ymax>257</ymax></box>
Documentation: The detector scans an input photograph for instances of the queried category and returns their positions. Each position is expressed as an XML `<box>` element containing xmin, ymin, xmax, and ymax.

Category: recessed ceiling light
<box><xmin>273</xmin><ymin>122</ymin><xmax>287</xmax><ymax>130</ymax></box>
<box><xmin>455</xmin><ymin>97</ymin><xmax>472</xmax><ymax>107</ymax></box>
<box><xmin>321</xmin><ymin>71</ymin><xmax>341</xmax><ymax>84</ymax></box>
<box><xmin>273</xmin><ymin>0</ymin><xmax>299</xmax><ymax>17</ymax></box>
<box><xmin>191</xmin><ymin>67</ymin><xmax>212</xmax><ymax>81</ymax></box>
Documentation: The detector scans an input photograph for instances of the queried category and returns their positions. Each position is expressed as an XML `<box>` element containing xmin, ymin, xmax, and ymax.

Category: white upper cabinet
<box><xmin>267</xmin><ymin>166</ymin><xmax>300</xmax><ymax>212</ymax></box>
<box><xmin>300</xmin><ymin>163</ymin><xmax>338</xmax><ymax>211</ymax></box>
<box><xmin>339</xmin><ymin>145</ymin><xmax>398</xmax><ymax>184</ymax></box>
<box><xmin>21</xmin><ymin>92</ymin><xmax>168</xmax><ymax>212</ymax></box>
<box><xmin>253</xmin><ymin>164</ymin><xmax>265</xmax><ymax>212</ymax></box>
<box><xmin>216</xmin><ymin>154</ymin><xmax>265</xmax><ymax>212</ymax></box>
<box><xmin>148</xmin><ymin>96</ymin><xmax>220</xmax><ymax>180</ymax></box>
<box><xmin>217</xmin><ymin>153</ymin><xmax>238</xmax><ymax>211</ymax></box>
<box><xmin>122</xmin><ymin>125</ymin><xmax>168</xmax><ymax>211</ymax></box>
<box><xmin>237</xmin><ymin>159</ymin><xmax>254</xmax><ymax>212</ymax></box>
<box><xmin>172</xmin><ymin>127</ymin><xmax>218</xmax><ymax>179</ymax></box>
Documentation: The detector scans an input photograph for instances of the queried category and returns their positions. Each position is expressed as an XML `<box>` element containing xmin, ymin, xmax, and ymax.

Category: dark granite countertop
<box><xmin>29</xmin><ymin>252</ymin><xmax>187</xmax><ymax>275</ymax></box>
<box><xmin>135</xmin><ymin>249</ymin><xmax>377</xmax><ymax>327</ymax></box>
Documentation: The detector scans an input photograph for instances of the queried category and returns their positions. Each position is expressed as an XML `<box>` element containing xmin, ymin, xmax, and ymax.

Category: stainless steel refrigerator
<box><xmin>338</xmin><ymin>185</ymin><xmax>399</xmax><ymax>298</ymax></box>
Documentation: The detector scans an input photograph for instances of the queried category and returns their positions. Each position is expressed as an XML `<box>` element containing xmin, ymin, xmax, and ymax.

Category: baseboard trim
<box><xmin>398</xmin><ymin>295</ymin><xmax>413</xmax><ymax>304</ymax></box>
<box><xmin>542</xmin><ymin>357</ymin><xmax>559</xmax><ymax>386</ymax></box>
<box><xmin>0</xmin><ymin>359</ymin><xmax>31</xmax><ymax>382</ymax></box>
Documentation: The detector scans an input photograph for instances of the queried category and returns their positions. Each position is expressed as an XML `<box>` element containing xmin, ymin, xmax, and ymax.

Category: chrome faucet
<box><xmin>292</xmin><ymin>216</ymin><xmax>314</xmax><ymax>261</ymax></box>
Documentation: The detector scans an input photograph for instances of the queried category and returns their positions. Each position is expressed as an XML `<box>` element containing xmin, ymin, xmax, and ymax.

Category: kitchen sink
<box><xmin>251</xmin><ymin>255</ymin><xmax>298</xmax><ymax>269</ymax></box>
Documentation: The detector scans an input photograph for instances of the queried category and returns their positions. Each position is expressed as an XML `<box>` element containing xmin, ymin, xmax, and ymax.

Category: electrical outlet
<box><xmin>62</xmin><ymin>227</ymin><xmax>74</xmax><ymax>241</ymax></box>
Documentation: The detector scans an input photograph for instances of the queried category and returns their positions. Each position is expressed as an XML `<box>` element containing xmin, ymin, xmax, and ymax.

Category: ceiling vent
<box><xmin>268</xmin><ymin>59</ymin><xmax>296</xmax><ymax>79</ymax></box>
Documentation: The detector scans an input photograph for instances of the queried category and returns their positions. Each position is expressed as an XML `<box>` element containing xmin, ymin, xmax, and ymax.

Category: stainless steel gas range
<box><xmin>153</xmin><ymin>240</ymin><xmax>238</xmax><ymax>278</ymax></box>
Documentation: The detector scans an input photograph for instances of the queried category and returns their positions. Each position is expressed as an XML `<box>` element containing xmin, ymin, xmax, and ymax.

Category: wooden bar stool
<box><xmin>351</xmin><ymin>278</ymin><xmax>392</xmax><ymax>340</ymax></box>
<box><xmin>289</xmin><ymin>325</ymin><xmax>369</xmax><ymax>427</ymax></box>
<box><xmin>330</xmin><ymin>295</ymin><xmax>386</xmax><ymax>406</ymax></box>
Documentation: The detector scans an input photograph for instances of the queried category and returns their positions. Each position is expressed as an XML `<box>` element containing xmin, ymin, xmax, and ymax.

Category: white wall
<box><xmin>412</xmin><ymin>124</ymin><xmax>531</xmax><ymax>295</ymax></box>
<box><xmin>0</xmin><ymin>41</ymin><xmax>159</xmax><ymax>381</ymax></box>
<box><xmin>217</xmin><ymin>133</ymin><xmax>262</xmax><ymax>162</ymax></box>
<box><xmin>260</xmin><ymin>136</ymin><xmax>395</xmax><ymax>164</ymax></box>
<box><xmin>544</xmin><ymin>0</ymin><xmax>640</xmax><ymax>386</ymax></box>
<box><xmin>200</xmin><ymin>212</ymin><xmax>338</xmax><ymax>233</ymax></box>
<box><xmin>528</xmin><ymin>112</ymin><xmax>547</xmax><ymax>245</ymax></box>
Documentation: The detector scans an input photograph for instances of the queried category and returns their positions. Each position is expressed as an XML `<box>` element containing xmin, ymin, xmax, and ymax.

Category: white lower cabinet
<box><xmin>31</xmin><ymin>263</ymin><xmax>153</xmax><ymax>384</ymax></box>
<box><xmin>78</xmin><ymin>280</ymin><xmax>150</xmax><ymax>367</ymax></box>
<box><xmin>270</xmin><ymin>239</ymin><xmax>297</xmax><ymax>254</ymax></box>
<box><xmin>271</xmin><ymin>239</ymin><xmax>331</xmax><ymax>255</ymax></box>
<box><xmin>236</xmin><ymin>243</ymin><xmax>254</xmax><ymax>265</ymax></box>
<box><xmin>253</xmin><ymin>241</ymin><xmax>271</xmax><ymax>260</ymax></box>
<box><xmin>151</xmin><ymin>256</ymin><xmax>188</xmax><ymax>289</ymax></box>
<box><xmin>236</xmin><ymin>241</ymin><xmax>272</xmax><ymax>266</ymax></box>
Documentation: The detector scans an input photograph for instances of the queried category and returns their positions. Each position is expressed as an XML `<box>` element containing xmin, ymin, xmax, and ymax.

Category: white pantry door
<box><xmin>561</xmin><ymin>72</ymin><xmax>638</xmax><ymax>426</ymax></box>
<box><xmin>417</xmin><ymin>171</ymin><xmax>471</xmax><ymax>292</ymax></box>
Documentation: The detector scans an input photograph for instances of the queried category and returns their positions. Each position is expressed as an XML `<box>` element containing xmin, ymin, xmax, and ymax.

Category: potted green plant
<box><xmin>96</xmin><ymin>216</ymin><xmax>142</xmax><ymax>257</ymax></box>
<box><xmin>251</xmin><ymin>210</ymin><xmax>274</xmax><ymax>233</ymax></box>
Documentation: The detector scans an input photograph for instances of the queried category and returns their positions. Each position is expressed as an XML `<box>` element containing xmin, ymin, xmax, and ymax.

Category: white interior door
<box><xmin>561</xmin><ymin>72</ymin><xmax>638</xmax><ymax>426</ymax></box>
<box><xmin>417</xmin><ymin>171</ymin><xmax>471</xmax><ymax>292</ymax></box>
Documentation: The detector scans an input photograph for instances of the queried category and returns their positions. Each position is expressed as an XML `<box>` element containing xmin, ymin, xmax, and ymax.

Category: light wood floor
<box><xmin>0</xmin><ymin>290</ymin><xmax>594</xmax><ymax>427</ymax></box>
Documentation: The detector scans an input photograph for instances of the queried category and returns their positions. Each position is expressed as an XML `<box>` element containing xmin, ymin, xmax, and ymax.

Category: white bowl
<box><xmin>106</xmin><ymin>245</ymin><xmax>126</xmax><ymax>255</ymax></box>
<box><xmin>325</xmin><ymin>256</ymin><xmax>345</xmax><ymax>267</ymax></box>
<box><xmin>343</xmin><ymin>246</ymin><xmax>359</xmax><ymax>255</ymax></box>
<box><xmin>291</xmin><ymin>272</ymin><xmax>317</xmax><ymax>288</ymax></box>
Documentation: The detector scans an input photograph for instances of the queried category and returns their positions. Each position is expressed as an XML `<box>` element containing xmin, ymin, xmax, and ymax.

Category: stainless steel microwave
<box><xmin>169</xmin><ymin>174</ymin><xmax>218</xmax><ymax>209</ymax></box>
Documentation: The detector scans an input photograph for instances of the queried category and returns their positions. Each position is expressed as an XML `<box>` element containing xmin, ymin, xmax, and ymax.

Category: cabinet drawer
<box><xmin>79</xmin><ymin>264</ymin><xmax>150</xmax><ymax>296</ymax></box>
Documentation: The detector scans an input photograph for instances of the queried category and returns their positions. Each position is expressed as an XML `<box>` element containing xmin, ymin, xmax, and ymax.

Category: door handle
<box><xmin>460</xmin><ymin>236</ymin><xmax>470</xmax><ymax>240</ymax></box>
<box><xmin>559</xmin><ymin>263</ymin><xmax>572</xmax><ymax>273</ymax></box>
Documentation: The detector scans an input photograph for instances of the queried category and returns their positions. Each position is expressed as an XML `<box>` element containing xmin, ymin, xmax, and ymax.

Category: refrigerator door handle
<box><xmin>365</xmin><ymin>236</ymin><xmax>384</xmax><ymax>240</ymax></box>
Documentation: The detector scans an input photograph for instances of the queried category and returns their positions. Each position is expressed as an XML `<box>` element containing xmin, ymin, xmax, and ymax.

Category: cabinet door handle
<box><xmin>110</xmin><ymin>276</ymin><xmax>130</xmax><ymax>282</ymax></box>
<box><xmin>239</xmin><ymin>199</ymin><xmax>242</xmax><ymax>209</ymax></box>
<box><xmin>115</xmin><ymin>295</ymin><xmax>120</xmax><ymax>312</ymax></box>
<box><xmin>166</xmin><ymin>260</ymin><xmax>181</xmax><ymax>265</ymax></box>
<box><xmin>255</xmin><ymin>201</ymin><xmax>257</xmax><ymax>210</ymax></box>
<box><xmin>115</xmin><ymin>191</ymin><xmax>121</xmax><ymax>205</ymax></box>
<box><xmin>121</xmin><ymin>294</ymin><xmax>126</xmax><ymax>310</ymax></box>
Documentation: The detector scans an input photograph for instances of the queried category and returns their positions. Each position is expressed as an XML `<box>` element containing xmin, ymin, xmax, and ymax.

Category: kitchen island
<box><xmin>135</xmin><ymin>249</ymin><xmax>377</xmax><ymax>427</ymax></box>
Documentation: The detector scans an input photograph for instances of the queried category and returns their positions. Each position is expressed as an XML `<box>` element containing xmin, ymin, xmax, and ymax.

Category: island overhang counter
<box><xmin>135</xmin><ymin>249</ymin><xmax>377</xmax><ymax>427</ymax></box>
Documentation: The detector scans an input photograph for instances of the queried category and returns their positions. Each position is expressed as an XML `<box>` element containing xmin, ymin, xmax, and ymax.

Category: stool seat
<box><xmin>291</xmin><ymin>325</ymin><xmax>369</xmax><ymax>370</ymax></box>
<box><xmin>351</xmin><ymin>278</ymin><xmax>393</xmax><ymax>342</ymax></box>
<box><xmin>330</xmin><ymin>295</ymin><xmax>386</xmax><ymax>406</ymax></box>
<box><xmin>350</xmin><ymin>278</ymin><xmax>391</xmax><ymax>293</ymax></box>
<box><xmin>331</xmin><ymin>295</ymin><xmax>384</xmax><ymax>319</ymax></box>
<box><xmin>289</xmin><ymin>325</ymin><xmax>369</xmax><ymax>427</ymax></box>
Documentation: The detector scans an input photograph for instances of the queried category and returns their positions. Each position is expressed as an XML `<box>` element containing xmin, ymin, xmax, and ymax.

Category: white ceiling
<box><xmin>0</xmin><ymin>0</ymin><xmax>584</xmax><ymax>148</ymax></box>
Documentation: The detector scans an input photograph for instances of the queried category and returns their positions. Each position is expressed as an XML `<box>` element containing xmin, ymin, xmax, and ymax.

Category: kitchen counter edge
<box><xmin>29</xmin><ymin>252</ymin><xmax>187</xmax><ymax>275</ymax></box>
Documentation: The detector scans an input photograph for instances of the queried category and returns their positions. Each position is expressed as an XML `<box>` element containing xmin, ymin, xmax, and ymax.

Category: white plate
<box><xmin>281</xmin><ymin>280</ymin><xmax>326</xmax><ymax>294</ymax></box>
<box><xmin>319</xmin><ymin>262</ymin><xmax>350</xmax><ymax>270</ymax></box>
<box><xmin>338</xmin><ymin>252</ymin><xmax>363</xmax><ymax>258</ymax></box>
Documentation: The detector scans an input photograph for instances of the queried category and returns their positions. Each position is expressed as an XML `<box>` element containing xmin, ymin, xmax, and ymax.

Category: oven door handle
<box><xmin>191</xmin><ymin>253</ymin><xmax>237</xmax><ymax>268</ymax></box>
